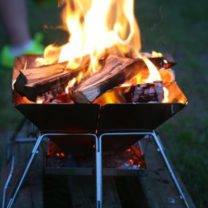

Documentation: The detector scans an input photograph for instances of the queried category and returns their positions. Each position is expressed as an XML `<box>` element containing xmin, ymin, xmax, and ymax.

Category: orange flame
<box><xmin>44</xmin><ymin>0</ymin><xmax>141</xmax><ymax>73</ymax></box>
<box><xmin>35</xmin><ymin>0</ymin><xmax>184</xmax><ymax>104</ymax></box>
<box><xmin>139</xmin><ymin>54</ymin><xmax>162</xmax><ymax>83</ymax></box>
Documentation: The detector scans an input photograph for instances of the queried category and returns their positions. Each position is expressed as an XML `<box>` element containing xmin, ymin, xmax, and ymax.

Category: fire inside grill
<box><xmin>12</xmin><ymin>0</ymin><xmax>187</xmax><ymax>149</ymax></box>
<box><xmin>13</xmin><ymin>0</ymin><xmax>187</xmax><ymax>106</ymax></box>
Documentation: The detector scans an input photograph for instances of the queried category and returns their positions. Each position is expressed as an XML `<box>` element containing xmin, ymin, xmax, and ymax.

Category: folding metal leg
<box><xmin>2</xmin><ymin>130</ymin><xmax>190</xmax><ymax>208</ymax></box>
<box><xmin>151</xmin><ymin>131</ymin><xmax>190</xmax><ymax>208</ymax></box>
<box><xmin>6</xmin><ymin>119</ymin><xmax>27</xmax><ymax>162</ymax></box>
<box><xmin>5</xmin><ymin>134</ymin><xmax>45</xmax><ymax>208</ymax></box>
<box><xmin>2</xmin><ymin>157</ymin><xmax>15</xmax><ymax>208</ymax></box>
<box><xmin>96</xmin><ymin>136</ymin><xmax>102</xmax><ymax>208</ymax></box>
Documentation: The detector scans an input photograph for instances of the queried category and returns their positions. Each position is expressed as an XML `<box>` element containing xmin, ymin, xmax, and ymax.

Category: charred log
<box><xmin>71</xmin><ymin>55</ymin><xmax>149</xmax><ymax>103</ymax></box>
<box><xmin>126</xmin><ymin>82</ymin><xmax>164</xmax><ymax>103</ymax></box>
<box><xmin>71</xmin><ymin>54</ymin><xmax>172</xmax><ymax>104</ymax></box>
<box><xmin>14</xmin><ymin>62</ymin><xmax>80</xmax><ymax>102</ymax></box>
<box><xmin>149</xmin><ymin>54</ymin><xmax>176</xmax><ymax>69</ymax></box>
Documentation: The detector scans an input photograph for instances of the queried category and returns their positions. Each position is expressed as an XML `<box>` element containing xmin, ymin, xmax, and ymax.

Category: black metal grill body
<box><xmin>16</xmin><ymin>103</ymin><xmax>185</xmax><ymax>132</ymax></box>
<box><xmin>16</xmin><ymin>103</ymin><xmax>185</xmax><ymax>153</ymax></box>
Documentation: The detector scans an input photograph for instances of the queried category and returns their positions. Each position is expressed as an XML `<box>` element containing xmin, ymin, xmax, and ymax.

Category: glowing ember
<box><xmin>36</xmin><ymin>97</ymin><xmax>44</xmax><ymax>104</ymax></box>
<box><xmin>162</xmin><ymin>87</ymin><xmax>169</xmax><ymax>103</ymax></box>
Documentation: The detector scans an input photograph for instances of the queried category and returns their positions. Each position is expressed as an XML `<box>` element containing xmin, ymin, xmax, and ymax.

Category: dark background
<box><xmin>0</xmin><ymin>0</ymin><xmax>208</xmax><ymax>207</ymax></box>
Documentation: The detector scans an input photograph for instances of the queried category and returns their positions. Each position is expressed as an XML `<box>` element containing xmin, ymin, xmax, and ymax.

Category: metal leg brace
<box><xmin>4</xmin><ymin>134</ymin><xmax>45</xmax><ymax>208</ymax></box>
<box><xmin>151</xmin><ymin>131</ymin><xmax>190</xmax><ymax>208</ymax></box>
<box><xmin>2</xmin><ymin>157</ymin><xmax>15</xmax><ymax>208</ymax></box>
<box><xmin>2</xmin><ymin>133</ymin><xmax>99</xmax><ymax>208</ymax></box>
<box><xmin>96</xmin><ymin>136</ymin><xmax>102</xmax><ymax>208</ymax></box>
<box><xmin>2</xmin><ymin>131</ymin><xmax>189</xmax><ymax>208</ymax></box>
<box><xmin>96</xmin><ymin>131</ymin><xmax>190</xmax><ymax>208</ymax></box>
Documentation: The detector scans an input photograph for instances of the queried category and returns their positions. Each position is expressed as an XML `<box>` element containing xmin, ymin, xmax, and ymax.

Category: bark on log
<box><xmin>14</xmin><ymin>62</ymin><xmax>80</xmax><ymax>102</ymax></box>
<box><xmin>71</xmin><ymin>55</ymin><xmax>149</xmax><ymax>103</ymax></box>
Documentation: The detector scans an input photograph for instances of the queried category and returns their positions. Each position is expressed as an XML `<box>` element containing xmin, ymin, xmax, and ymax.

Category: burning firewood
<box><xmin>13</xmin><ymin>53</ymin><xmax>175</xmax><ymax>103</ymax></box>
<box><xmin>14</xmin><ymin>62</ymin><xmax>80</xmax><ymax>102</ymax></box>
<box><xmin>70</xmin><ymin>55</ymin><xmax>148</xmax><ymax>103</ymax></box>
<box><xmin>70</xmin><ymin>54</ymin><xmax>173</xmax><ymax>103</ymax></box>
<box><xmin>94</xmin><ymin>82</ymin><xmax>164</xmax><ymax>105</ymax></box>
<box><xmin>126</xmin><ymin>82</ymin><xmax>164</xmax><ymax>103</ymax></box>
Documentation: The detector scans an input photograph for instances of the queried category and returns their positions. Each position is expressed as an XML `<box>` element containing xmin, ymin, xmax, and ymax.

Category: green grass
<box><xmin>135</xmin><ymin>0</ymin><xmax>208</xmax><ymax>207</ymax></box>
<box><xmin>0</xmin><ymin>0</ymin><xmax>208</xmax><ymax>207</ymax></box>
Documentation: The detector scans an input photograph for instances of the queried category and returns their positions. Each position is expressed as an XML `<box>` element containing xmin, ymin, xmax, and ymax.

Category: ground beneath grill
<box><xmin>0</xmin><ymin>130</ymin><xmax>44</xmax><ymax>208</ymax></box>
<box><xmin>0</xmin><ymin>127</ymin><xmax>195</xmax><ymax>208</ymax></box>
<box><xmin>44</xmin><ymin>138</ymin><xmax>195</xmax><ymax>208</ymax></box>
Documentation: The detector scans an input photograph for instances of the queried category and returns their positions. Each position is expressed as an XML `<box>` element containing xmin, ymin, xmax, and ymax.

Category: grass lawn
<box><xmin>0</xmin><ymin>0</ymin><xmax>208</xmax><ymax>207</ymax></box>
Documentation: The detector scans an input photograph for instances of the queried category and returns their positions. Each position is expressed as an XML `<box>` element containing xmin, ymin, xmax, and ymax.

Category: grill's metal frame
<box><xmin>2</xmin><ymin>130</ymin><xmax>190</xmax><ymax>208</ymax></box>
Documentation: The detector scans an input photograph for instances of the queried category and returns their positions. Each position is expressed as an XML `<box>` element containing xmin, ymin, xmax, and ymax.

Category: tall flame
<box><xmin>39</xmin><ymin>0</ymin><xmax>180</xmax><ymax>105</ymax></box>
<box><xmin>139</xmin><ymin>54</ymin><xmax>162</xmax><ymax>83</ymax></box>
<box><xmin>12</xmin><ymin>0</ymin><xmax>187</xmax><ymax>106</ymax></box>
<box><xmin>44</xmin><ymin>0</ymin><xmax>141</xmax><ymax>72</ymax></box>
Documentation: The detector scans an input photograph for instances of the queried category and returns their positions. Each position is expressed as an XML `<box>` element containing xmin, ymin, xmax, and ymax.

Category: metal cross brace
<box><xmin>2</xmin><ymin>131</ymin><xmax>190</xmax><ymax>208</ymax></box>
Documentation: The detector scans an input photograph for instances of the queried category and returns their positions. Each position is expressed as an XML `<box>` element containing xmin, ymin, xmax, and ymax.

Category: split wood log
<box><xmin>71</xmin><ymin>55</ymin><xmax>149</xmax><ymax>103</ymax></box>
<box><xmin>14</xmin><ymin>62</ymin><xmax>80</xmax><ymax>102</ymax></box>
<box><xmin>70</xmin><ymin>54</ymin><xmax>172</xmax><ymax>103</ymax></box>
<box><xmin>13</xmin><ymin>53</ymin><xmax>175</xmax><ymax>103</ymax></box>
<box><xmin>126</xmin><ymin>82</ymin><xmax>164</xmax><ymax>103</ymax></box>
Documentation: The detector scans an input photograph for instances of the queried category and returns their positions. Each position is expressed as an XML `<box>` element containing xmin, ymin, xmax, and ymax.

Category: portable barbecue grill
<box><xmin>2</xmin><ymin>56</ymin><xmax>190</xmax><ymax>208</ymax></box>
